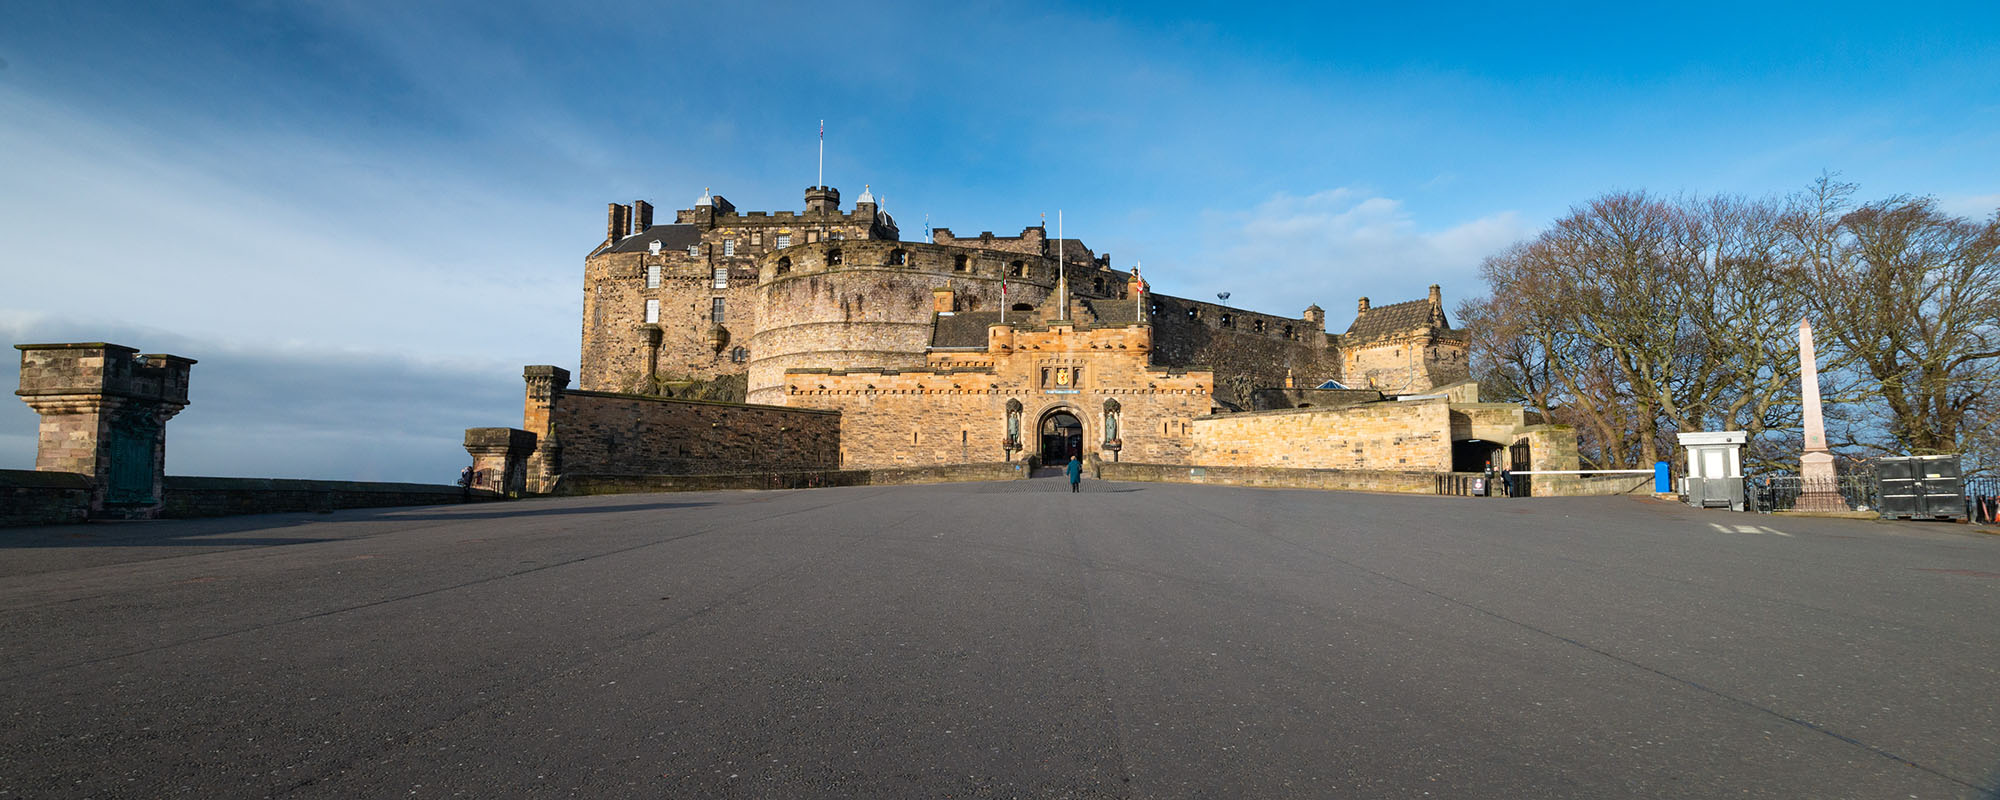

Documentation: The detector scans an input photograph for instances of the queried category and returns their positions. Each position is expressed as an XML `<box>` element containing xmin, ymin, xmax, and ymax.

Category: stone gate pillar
<box><xmin>15</xmin><ymin>343</ymin><xmax>196</xmax><ymax>519</ymax></box>
<box><xmin>463</xmin><ymin>427</ymin><xmax>537</xmax><ymax>497</ymax></box>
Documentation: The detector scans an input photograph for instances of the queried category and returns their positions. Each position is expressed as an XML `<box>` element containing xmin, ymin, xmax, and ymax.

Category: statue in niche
<box><xmin>1004</xmin><ymin>399</ymin><xmax>1023</xmax><ymax>451</ymax></box>
<box><xmin>1102</xmin><ymin>399</ymin><xmax>1121</xmax><ymax>446</ymax></box>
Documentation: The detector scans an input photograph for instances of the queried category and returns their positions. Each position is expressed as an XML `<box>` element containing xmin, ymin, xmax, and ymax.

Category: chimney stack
<box><xmin>607</xmin><ymin>203</ymin><xmax>629</xmax><ymax>243</ymax></box>
<box><xmin>633</xmin><ymin>200</ymin><xmax>654</xmax><ymax>232</ymax></box>
<box><xmin>1428</xmin><ymin>284</ymin><xmax>1441</xmax><ymax>307</ymax></box>
<box><xmin>1357</xmin><ymin>297</ymin><xmax>1370</xmax><ymax>313</ymax></box>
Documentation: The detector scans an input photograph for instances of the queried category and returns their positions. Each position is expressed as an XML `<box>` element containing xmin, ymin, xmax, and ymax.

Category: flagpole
<box><xmin>817</xmin><ymin>120</ymin><xmax>824</xmax><ymax>187</ymax></box>
<box><xmin>1134</xmin><ymin>261</ymin><xmax>1143</xmax><ymax>321</ymax></box>
<box><xmin>1057</xmin><ymin>210</ymin><xmax>1067</xmax><ymax>322</ymax></box>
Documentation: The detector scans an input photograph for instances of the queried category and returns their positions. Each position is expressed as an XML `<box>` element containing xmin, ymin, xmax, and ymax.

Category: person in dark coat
<box><xmin>1066</xmin><ymin>455</ymin><xmax>1082</xmax><ymax>493</ymax></box>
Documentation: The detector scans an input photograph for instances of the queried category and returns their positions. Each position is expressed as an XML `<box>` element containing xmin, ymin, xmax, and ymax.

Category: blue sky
<box><xmin>3</xmin><ymin>1</ymin><xmax>1997</xmax><ymax>482</ymax></box>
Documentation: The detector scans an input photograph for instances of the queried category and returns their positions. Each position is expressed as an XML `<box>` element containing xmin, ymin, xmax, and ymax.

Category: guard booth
<box><xmin>1678</xmin><ymin>431</ymin><xmax>1746</xmax><ymax>511</ymax></box>
<box><xmin>1876</xmin><ymin>455</ymin><xmax>1966</xmax><ymax>521</ymax></box>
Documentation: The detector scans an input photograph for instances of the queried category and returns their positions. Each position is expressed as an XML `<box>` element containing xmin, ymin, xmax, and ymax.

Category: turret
<box><xmin>805</xmin><ymin>185</ymin><xmax>840</xmax><ymax>215</ymax></box>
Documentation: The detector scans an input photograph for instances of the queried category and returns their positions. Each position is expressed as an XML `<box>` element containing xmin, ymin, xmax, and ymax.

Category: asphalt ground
<box><xmin>1</xmin><ymin>479</ymin><xmax>1997</xmax><ymax>799</ymax></box>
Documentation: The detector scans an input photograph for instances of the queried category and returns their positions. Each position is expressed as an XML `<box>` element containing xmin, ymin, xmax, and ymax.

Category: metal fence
<box><xmin>1748</xmin><ymin>475</ymin><xmax>1880</xmax><ymax>514</ymax></box>
<box><xmin>1968</xmin><ymin>475</ymin><xmax>1999</xmax><ymax>524</ymax></box>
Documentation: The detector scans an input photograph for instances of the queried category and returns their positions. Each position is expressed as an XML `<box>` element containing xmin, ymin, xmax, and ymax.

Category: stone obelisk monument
<box><xmin>1796</xmin><ymin>318</ymin><xmax>1845</xmax><ymax>511</ymax></box>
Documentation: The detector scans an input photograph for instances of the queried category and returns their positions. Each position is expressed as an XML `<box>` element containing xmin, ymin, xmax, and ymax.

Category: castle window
<box><xmin>1188</xmin><ymin>307</ymin><xmax>1201</xmax><ymax>321</ymax></box>
<box><xmin>890</xmin><ymin>249</ymin><xmax>907</xmax><ymax>265</ymax></box>
<box><xmin>751</xmin><ymin>232</ymin><xmax>762</xmax><ymax>245</ymax></box>
<box><xmin>730</xmin><ymin>346</ymin><xmax>749</xmax><ymax>363</ymax></box>
<box><xmin>1220</xmin><ymin>313</ymin><xmax>1234</xmax><ymax>328</ymax></box>
<box><xmin>1150</xmin><ymin>300</ymin><xmax>1161</xmax><ymax>317</ymax></box>
<box><xmin>830</xmin><ymin>232</ymin><xmax>845</xmax><ymax>240</ymax></box>
<box><xmin>776</xmin><ymin>256</ymin><xmax>792</xmax><ymax>275</ymax></box>
<box><xmin>724</xmin><ymin>239</ymin><xmax>736</xmax><ymax>257</ymax></box>
<box><xmin>1253</xmin><ymin>319</ymin><xmax>1265</xmax><ymax>333</ymax></box>
<box><xmin>687</xmin><ymin>244</ymin><xmax>700</xmax><ymax>257</ymax></box>
<box><xmin>953</xmin><ymin>255</ymin><xmax>968</xmax><ymax>272</ymax></box>
<box><xmin>1011</xmin><ymin>303</ymin><xmax>1033</xmax><ymax>312</ymax></box>
<box><xmin>828</xmin><ymin>249</ymin><xmax>843</xmax><ymax>265</ymax></box>
<box><xmin>1093</xmin><ymin>277</ymin><xmax>1104</xmax><ymax>294</ymax></box>
<box><xmin>711</xmin><ymin>297</ymin><xmax>726</xmax><ymax>323</ymax></box>
<box><xmin>1009</xmin><ymin>260</ymin><xmax>1024</xmax><ymax>277</ymax></box>
<box><xmin>1285</xmin><ymin>324</ymin><xmax>1296</xmax><ymax>340</ymax></box>
<box><xmin>645</xmin><ymin>264</ymin><xmax>660</xmax><ymax>289</ymax></box>
<box><xmin>644</xmin><ymin>299</ymin><xmax>659</xmax><ymax>323</ymax></box>
<box><xmin>712</xmin><ymin>267</ymin><xmax>728</xmax><ymax>289</ymax></box>
<box><xmin>776</xmin><ymin>234</ymin><xmax>791</xmax><ymax>249</ymax></box>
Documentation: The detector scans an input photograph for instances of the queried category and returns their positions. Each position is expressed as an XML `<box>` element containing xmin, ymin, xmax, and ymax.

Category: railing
<box><xmin>1749</xmin><ymin>475</ymin><xmax>1880</xmax><ymax>513</ymax></box>
<box><xmin>1967</xmin><ymin>476</ymin><xmax>1999</xmax><ymax>524</ymax></box>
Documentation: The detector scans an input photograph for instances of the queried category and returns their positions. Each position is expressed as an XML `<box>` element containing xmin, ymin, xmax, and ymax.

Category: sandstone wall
<box><xmin>1190</xmin><ymin>399</ymin><xmax>1453</xmax><ymax>472</ymax></box>
<box><xmin>547</xmin><ymin>390</ymin><xmax>840</xmax><ymax>475</ymax></box>
<box><xmin>0</xmin><ymin>469</ymin><xmax>91</xmax><ymax>526</ymax></box>
<box><xmin>1096</xmin><ymin>461</ymin><xmax>1451</xmax><ymax>495</ymax></box>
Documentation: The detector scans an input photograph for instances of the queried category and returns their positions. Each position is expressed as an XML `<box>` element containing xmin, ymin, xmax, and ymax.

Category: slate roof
<box><xmin>1075</xmin><ymin>297</ymin><xmax>1141</xmax><ymax>325</ymax></box>
<box><xmin>930</xmin><ymin>312</ymin><xmax>1004</xmax><ymax>349</ymax></box>
<box><xmin>601</xmin><ymin>224</ymin><xmax>704</xmax><ymax>255</ymax></box>
<box><xmin>1344</xmin><ymin>299</ymin><xmax>1446</xmax><ymax>343</ymax></box>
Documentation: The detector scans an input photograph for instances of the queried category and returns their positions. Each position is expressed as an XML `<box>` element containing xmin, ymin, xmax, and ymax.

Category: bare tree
<box><xmin>1786</xmin><ymin>178</ymin><xmax>2000</xmax><ymax>459</ymax></box>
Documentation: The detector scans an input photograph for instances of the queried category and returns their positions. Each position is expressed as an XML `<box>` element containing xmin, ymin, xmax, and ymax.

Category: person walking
<box><xmin>1066</xmin><ymin>455</ymin><xmax>1082</xmax><ymax>493</ymax></box>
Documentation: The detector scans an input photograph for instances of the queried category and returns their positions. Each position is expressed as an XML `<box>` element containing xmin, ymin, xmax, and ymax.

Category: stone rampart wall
<box><xmin>1531</xmin><ymin>473</ymin><xmax>1655</xmax><ymax>497</ymax></box>
<box><xmin>1095</xmin><ymin>461</ymin><xmax>1448</xmax><ymax>494</ymax></box>
<box><xmin>548</xmin><ymin>461</ymin><xmax>1028</xmax><ymax>496</ymax></box>
<box><xmin>0</xmin><ymin>469</ymin><xmax>92</xmax><ymax>526</ymax></box>
<box><xmin>1190</xmin><ymin>400</ymin><xmax>1452</xmax><ymax>472</ymax></box>
<box><xmin>160</xmin><ymin>476</ymin><xmax>495</xmax><ymax>518</ymax></box>
<box><xmin>550</xmin><ymin>390</ymin><xmax>841</xmax><ymax>475</ymax></box>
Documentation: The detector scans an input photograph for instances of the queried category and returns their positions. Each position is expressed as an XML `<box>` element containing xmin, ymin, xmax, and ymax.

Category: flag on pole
<box><xmin>819</xmin><ymin>120</ymin><xmax>824</xmax><ymax>140</ymax></box>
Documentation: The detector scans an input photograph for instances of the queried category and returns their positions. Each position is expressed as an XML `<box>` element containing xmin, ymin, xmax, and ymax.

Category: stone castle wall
<box><xmin>1144</xmin><ymin>294</ymin><xmax>1341</xmax><ymax>407</ymax></box>
<box><xmin>745</xmin><ymin>239</ymin><xmax>1129</xmax><ymax>406</ymax></box>
<box><xmin>1343</xmin><ymin>334</ymin><xmax>1470</xmax><ymax>394</ymax></box>
<box><xmin>519</xmin><ymin>366</ymin><xmax>840</xmax><ymax>483</ymax></box>
<box><xmin>1190</xmin><ymin>400</ymin><xmax>1454</xmax><ymax>472</ymax></box>
<box><xmin>788</xmin><ymin>322</ymin><xmax>1212</xmax><ymax>469</ymax></box>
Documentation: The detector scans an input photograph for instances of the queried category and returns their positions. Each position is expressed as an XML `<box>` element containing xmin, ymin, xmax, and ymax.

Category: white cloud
<box><xmin>1938</xmin><ymin>193</ymin><xmax>2000</xmax><ymax>219</ymax></box>
<box><xmin>1172</xmin><ymin>189</ymin><xmax>1529</xmax><ymax>328</ymax></box>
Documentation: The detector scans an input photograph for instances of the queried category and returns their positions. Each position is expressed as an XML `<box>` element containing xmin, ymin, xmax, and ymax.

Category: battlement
<box><xmin>758</xmin><ymin>239</ymin><xmax>1125</xmax><ymax>294</ymax></box>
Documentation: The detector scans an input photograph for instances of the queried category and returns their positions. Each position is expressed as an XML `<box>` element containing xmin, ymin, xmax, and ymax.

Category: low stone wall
<box><xmin>0</xmin><ymin>469</ymin><xmax>92</xmax><ymax>526</ymax></box>
<box><xmin>1531</xmin><ymin>473</ymin><xmax>1655</xmax><ymax>497</ymax></box>
<box><xmin>549</xmin><ymin>461</ymin><xmax>1029</xmax><ymax>496</ymax></box>
<box><xmin>542</xmin><ymin>385</ymin><xmax>842</xmax><ymax>477</ymax></box>
<box><xmin>160</xmin><ymin>476</ymin><xmax>498</xmax><ymax>518</ymax></box>
<box><xmin>1096</xmin><ymin>461</ymin><xmax>1447</xmax><ymax>494</ymax></box>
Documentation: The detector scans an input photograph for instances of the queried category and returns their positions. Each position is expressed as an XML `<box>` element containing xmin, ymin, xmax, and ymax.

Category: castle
<box><xmin>539</xmin><ymin>185</ymin><xmax>1570</xmax><ymax>478</ymax></box>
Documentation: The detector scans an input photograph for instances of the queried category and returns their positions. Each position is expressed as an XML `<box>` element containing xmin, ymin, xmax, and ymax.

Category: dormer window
<box><xmin>648</xmin><ymin>240</ymin><xmax>661</xmax><ymax>255</ymax></box>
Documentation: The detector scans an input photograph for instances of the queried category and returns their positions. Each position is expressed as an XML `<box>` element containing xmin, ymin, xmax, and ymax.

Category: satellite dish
<box><xmin>1217</xmin><ymin>292</ymin><xmax>1231</xmax><ymax>302</ymax></box>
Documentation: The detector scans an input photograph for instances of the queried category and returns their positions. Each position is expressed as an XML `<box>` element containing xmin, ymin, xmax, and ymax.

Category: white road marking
<box><xmin>1709</xmin><ymin>523</ymin><xmax>1792</xmax><ymax>537</ymax></box>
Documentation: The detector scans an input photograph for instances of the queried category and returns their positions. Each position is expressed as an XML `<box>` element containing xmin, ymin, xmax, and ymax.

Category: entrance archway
<box><xmin>1039</xmin><ymin>409</ymin><xmax>1083</xmax><ymax>464</ymax></box>
<box><xmin>1451</xmin><ymin>439</ymin><xmax>1505</xmax><ymax>473</ymax></box>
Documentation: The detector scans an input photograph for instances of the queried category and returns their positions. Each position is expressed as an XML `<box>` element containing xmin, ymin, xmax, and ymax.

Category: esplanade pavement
<box><xmin>2</xmin><ymin>481</ymin><xmax>1996</xmax><ymax>798</ymax></box>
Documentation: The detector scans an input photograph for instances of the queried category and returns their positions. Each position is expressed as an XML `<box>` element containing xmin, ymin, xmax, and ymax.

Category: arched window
<box><xmin>775</xmin><ymin>256</ymin><xmax>792</xmax><ymax>275</ymax></box>
<box><xmin>1009</xmin><ymin>260</ymin><xmax>1024</xmax><ymax>277</ymax></box>
<box><xmin>889</xmin><ymin>249</ymin><xmax>907</xmax><ymax>265</ymax></box>
<box><xmin>730</xmin><ymin>346</ymin><xmax>749</xmax><ymax>363</ymax></box>
<box><xmin>1011</xmin><ymin>302</ymin><xmax>1033</xmax><ymax>312</ymax></box>
<box><xmin>827</xmin><ymin>249</ymin><xmax>843</xmax><ymax>266</ymax></box>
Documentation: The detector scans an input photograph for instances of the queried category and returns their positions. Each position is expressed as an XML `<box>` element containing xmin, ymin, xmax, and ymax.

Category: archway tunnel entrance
<box><xmin>1451</xmin><ymin>439</ymin><xmax>1506</xmax><ymax>473</ymax></box>
<box><xmin>1039</xmin><ymin>410</ymin><xmax>1082</xmax><ymax>465</ymax></box>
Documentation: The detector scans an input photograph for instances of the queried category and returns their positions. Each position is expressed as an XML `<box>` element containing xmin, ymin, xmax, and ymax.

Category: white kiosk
<box><xmin>1678</xmin><ymin>431</ymin><xmax>1747</xmax><ymax>511</ymax></box>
